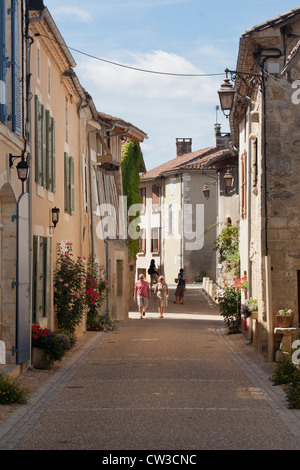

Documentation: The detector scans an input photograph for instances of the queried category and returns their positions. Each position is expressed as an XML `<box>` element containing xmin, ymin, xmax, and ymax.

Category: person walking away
<box><xmin>154</xmin><ymin>276</ymin><xmax>169</xmax><ymax>318</ymax></box>
<box><xmin>148</xmin><ymin>259</ymin><xmax>159</xmax><ymax>289</ymax></box>
<box><xmin>134</xmin><ymin>274</ymin><xmax>150</xmax><ymax>319</ymax></box>
<box><xmin>174</xmin><ymin>268</ymin><xmax>186</xmax><ymax>304</ymax></box>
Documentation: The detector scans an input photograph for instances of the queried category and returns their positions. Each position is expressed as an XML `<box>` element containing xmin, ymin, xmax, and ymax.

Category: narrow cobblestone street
<box><xmin>0</xmin><ymin>286</ymin><xmax>300</xmax><ymax>451</ymax></box>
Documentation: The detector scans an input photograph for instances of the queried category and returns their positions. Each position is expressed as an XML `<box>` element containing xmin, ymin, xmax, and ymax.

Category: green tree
<box><xmin>121</xmin><ymin>140</ymin><xmax>144</xmax><ymax>257</ymax></box>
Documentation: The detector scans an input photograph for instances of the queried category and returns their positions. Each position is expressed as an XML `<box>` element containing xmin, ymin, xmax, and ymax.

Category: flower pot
<box><xmin>31</xmin><ymin>347</ymin><xmax>52</xmax><ymax>369</ymax></box>
<box><xmin>276</xmin><ymin>315</ymin><xmax>293</xmax><ymax>328</ymax></box>
<box><xmin>251</xmin><ymin>311</ymin><xmax>258</xmax><ymax>320</ymax></box>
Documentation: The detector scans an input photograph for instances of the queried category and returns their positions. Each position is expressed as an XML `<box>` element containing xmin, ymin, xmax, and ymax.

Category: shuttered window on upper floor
<box><xmin>0</xmin><ymin>0</ymin><xmax>21</xmax><ymax>134</ymax></box>
<box><xmin>64</xmin><ymin>152</ymin><xmax>75</xmax><ymax>214</ymax></box>
<box><xmin>34</xmin><ymin>95</ymin><xmax>56</xmax><ymax>192</ymax></box>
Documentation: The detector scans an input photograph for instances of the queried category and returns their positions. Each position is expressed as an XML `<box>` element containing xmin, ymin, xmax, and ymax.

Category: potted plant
<box><xmin>31</xmin><ymin>325</ymin><xmax>74</xmax><ymax>368</ymax></box>
<box><xmin>241</xmin><ymin>298</ymin><xmax>258</xmax><ymax>319</ymax></box>
<box><xmin>276</xmin><ymin>309</ymin><xmax>293</xmax><ymax>328</ymax></box>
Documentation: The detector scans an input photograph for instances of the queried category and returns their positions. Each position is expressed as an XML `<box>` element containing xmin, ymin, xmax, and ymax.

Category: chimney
<box><xmin>215</xmin><ymin>124</ymin><xmax>231</xmax><ymax>148</ymax></box>
<box><xmin>176</xmin><ymin>138</ymin><xmax>192</xmax><ymax>157</ymax></box>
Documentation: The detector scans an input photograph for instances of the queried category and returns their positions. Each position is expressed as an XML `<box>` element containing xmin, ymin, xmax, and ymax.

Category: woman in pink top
<box><xmin>134</xmin><ymin>274</ymin><xmax>150</xmax><ymax>319</ymax></box>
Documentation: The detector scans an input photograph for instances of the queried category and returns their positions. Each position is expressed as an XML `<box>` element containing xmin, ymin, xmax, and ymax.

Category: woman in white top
<box><xmin>154</xmin><ymin>276</ymin><xmax>169</xmax><ymax>318</ymax></box>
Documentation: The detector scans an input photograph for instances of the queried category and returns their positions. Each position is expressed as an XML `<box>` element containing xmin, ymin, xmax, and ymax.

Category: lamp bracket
<box><xmin>9</xmin><ymin>153</ymin><xmax>23</xmax><ymax>167</ymax></box>
<box><xmin>225</xmin><ymin>68</ymin><xmax>262</xmax><ymax>91</ymax></box>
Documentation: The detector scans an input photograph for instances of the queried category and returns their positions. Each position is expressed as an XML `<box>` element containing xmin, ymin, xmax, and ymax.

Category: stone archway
<box><xmin>0</xmin><ymin>183</ymin><xmax>17</xmax><ymax>364</ymax></box>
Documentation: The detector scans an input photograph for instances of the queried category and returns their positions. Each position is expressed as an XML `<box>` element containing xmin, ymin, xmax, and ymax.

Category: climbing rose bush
<box><xmin>54</xmin><ymin>243</ymin><xmax>86</xmax><ymax>334</ymax></box>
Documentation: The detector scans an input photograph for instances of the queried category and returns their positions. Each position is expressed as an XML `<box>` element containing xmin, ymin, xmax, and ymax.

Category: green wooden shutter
<box><xmin>70</xmin><ymin>156</ymin><xmax>75</xmax><ymax>214</ymax></box>
<box><xmin>51</xmin><ymin>118</ymin><xmax>56</xmax><ymax>192</ymax></box>
<box><xmin>34</xmin><ymin>95</ymin><xmax>40</xmax><ymax>183</ymax></box>
<box><xmin>41</xmin><ymin>237</ymin><xmax>48</xmax><ymax>317</ymax></box>
<box><xmin>32</xmin><ymin>235</ymin><xmax>38</xmax><ymax>323</ymax></box>
<box><xmin>45</xmin><ymin>109</ymin><xmax>50</xmax><ymax>189</ymax></box>
<box><xmin>64</xmin><ymin>152</ymin><xmax>70</xmax><ymax>213</ymax></box>
<box><xmin>41</xmin><ymin>104</ymin><xmax>46</xmax><ymax>187</ymax></box>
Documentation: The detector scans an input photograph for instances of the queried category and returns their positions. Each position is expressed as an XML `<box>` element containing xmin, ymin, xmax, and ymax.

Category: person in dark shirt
<box><xmin>174</xmin><ymin>268</ymin><xmax>186</xmax><ymax>304</ymax></box>
<box><xmin>148</xmin><ymin>259</ymin><xmax>159</xmax><ymax>289</ymax></box>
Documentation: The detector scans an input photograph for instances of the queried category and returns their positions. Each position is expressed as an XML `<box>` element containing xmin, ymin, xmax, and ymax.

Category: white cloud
<box><xmin>77</xmin><ymin>50</ymin><xmax>219</xmax><ymax>103</ymax></box>
<box><xmin>75</xmin><ymin>49</ymin><xmax>228</xmax><ymax>170</ymax></box>
<box><xmin>51</xmin><ymin>7</ymin><xmax>93</xmax><ymax>24</ymax></box>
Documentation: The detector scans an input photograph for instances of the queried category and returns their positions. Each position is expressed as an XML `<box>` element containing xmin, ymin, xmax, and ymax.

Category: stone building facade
<box><xmin>229</xmin><ymin>7</ymin><xmax>300</xmax><ymax>359</ymax></box>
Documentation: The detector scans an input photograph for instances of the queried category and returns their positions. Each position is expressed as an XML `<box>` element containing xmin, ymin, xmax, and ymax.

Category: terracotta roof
<box><xmin>98</xmin><ymin>112</ymin><xmax>148</xmax><ymax>142</ymax></box>
<box><xmin>140</xmin><ymin>146</ymin><xmax>236</xmax><ymax>181</ymax></box>
<box><xmin>243</xmin><ymin>7</ymin><xmax>300</xmax><ymax>37</ymax></box>
<box><xmin>182</xmin><ymin>147</ymin><xmax>236</xmax><ymax>171</ymax></box>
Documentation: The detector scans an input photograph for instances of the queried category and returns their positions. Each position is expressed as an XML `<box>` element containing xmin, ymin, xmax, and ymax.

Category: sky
<box><xmin>44</xmin><ymin>1</ymin><xmax>299</xmax><ymax>170</ymax></box>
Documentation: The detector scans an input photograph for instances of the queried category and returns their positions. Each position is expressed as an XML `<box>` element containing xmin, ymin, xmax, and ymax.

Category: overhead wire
<box><xmin>34</xmin><ymin>32</ymin><xmax>225</xmax><ymax>78</ymax></box>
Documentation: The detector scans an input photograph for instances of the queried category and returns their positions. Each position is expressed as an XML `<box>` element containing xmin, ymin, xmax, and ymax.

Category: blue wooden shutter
<box><xmin>0</xmin><ymin>0</ymin><xmax>7</xmax><ymax>124</ymax></box>
<box><xmin>10</xmin><ymin>0</ymin><xmax>21</xmax><ymax>135</ymax></box>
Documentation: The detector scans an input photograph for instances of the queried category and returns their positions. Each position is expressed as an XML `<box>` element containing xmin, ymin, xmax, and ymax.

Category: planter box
<box><xmin>32</xmin><ymin>347</ymin><xmax>52</xmax><ymax>369</ymax></box>
<box><xmin>276</xmin><ymin>315</ymin><xmax>293</xmax><ymax>328</ymax></box>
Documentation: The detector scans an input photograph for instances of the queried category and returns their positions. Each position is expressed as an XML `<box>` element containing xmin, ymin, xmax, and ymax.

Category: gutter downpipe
<box><xmin>24</xmin><ymin>5</ymin><xmax>45</xmax><ymax>366</ymax></box>
<box><xmin>87</xmin><ymin>125</ymin><xmax>115</xmax><ymax>319</ymax></box>
<box><xmin>236</xmin><ymin>91</ymin><xmax>252</xmax><ymax>297</ymax></box>
<box><xmin>259</xmin><ymin>48</ymin><xmax>281</xmax><ymax>361</ymax></box>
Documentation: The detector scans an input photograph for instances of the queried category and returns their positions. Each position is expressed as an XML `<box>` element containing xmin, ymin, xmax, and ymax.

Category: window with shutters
<box><xmin>65</xmin><ymin>96</ymin><xmax>69</xmax><ymax>143</ymax></box>
<box><xmin>152</xmin><ymin>184</ymin><xmax>160</xmax><ymax>212</ymax></box>
<box><xmin>34</xmin><ymin>95</ymin><xmax>56</xmax><ymax>191</ymax></box>
<box><xmin>139</xmin><ymin>187</ymin><xmax>146</xmax><ymax>214</ymax></box>
<box><xmin>151</xmin><ymin>227</ymin><xmax>160</xmax><ymax>254</ymax></box>
<box><xmin>241</xmin><ymin>150</ymin><xmax>247</xmax><ymax>219</ymax></box>
<box><xmin>138</xmin><ymin>228</ymin><xmax>146</xmax><ymax>254</ymax></box>
<box><xmin>32</xmin><ymin>235</ymin><xmax>50</xmax><ymax>322</ymax></box>
<box><xmin>64</xmin><ymin>152</ymin><xmax>75</xmax><ymax>214</ymax></box>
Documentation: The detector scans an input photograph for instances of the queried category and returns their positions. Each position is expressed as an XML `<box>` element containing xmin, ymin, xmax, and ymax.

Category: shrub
<box><xmin>214</xmin><ymin>225</ymin><xmax>240</xmax><ymax>275</ymax></box>
<box><xmin>54</xmin><ymin>243</ymin><xmax>86</xmax><ymax>334</ymax></box>
<box><xmin>270</xmin><ymin>359</ymin><xmax>300</xmax><ymax>386</ymax></box>
<box><xmin>217</xmin><ymin>285</ymin><xmax>241</xmax><ymax>334</ymax></box>
<box><xmin>87</xmin><ymin>316</ymin><xmax>119</xmax><ymax>332</ymax></box>
<box><xmin>85</xmin><ymin>257</ymin><xmax>107</xmax><ymax>326</ymax></box>
<box><xmin>0</xmin><ymin>374</ymin><xmax>29</xmax><ymax>405</ymax></box>
<box><xmin>285</xmin><ymin>380</ymin><xmax>300</xmax><ymax>409</ymax></box>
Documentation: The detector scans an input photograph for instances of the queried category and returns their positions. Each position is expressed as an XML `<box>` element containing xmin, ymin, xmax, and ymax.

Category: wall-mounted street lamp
<box><xmin>223</xmin><ymin>168</ymin><xmax>234</xmax><ymax>195</ymax></box>
<box><xmin>203</xmin><ymin>167</ymin><xmax>235</xmax><ymax>199</ymax></box>
<box><xmin>217</xmin><ymin>68</ymin><xmax>262</xmax><ymax>117</ymax></box>
<box><xmin>203</xmin><ymin>182</ymin><xmax>217</xmax><ymax>200</ymax></box>
<box><xmin>9</xmin><ymin>154</ymin><xmax>29</xmax><ymax>183</ymax></box>
<box><xmin>217</xmin><ymin>73</ymin><xmax>235</xmax><ymax>117</ymax></box>
<box><xmin>50</xmin><ymin>207</ymin><xmax>60</xmax><ymax>232</ymax></box>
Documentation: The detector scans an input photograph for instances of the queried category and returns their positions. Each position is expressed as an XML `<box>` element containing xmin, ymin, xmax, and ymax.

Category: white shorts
<box><xmin>137</xmin><ymin>296</ymin><xmax>148</xmax><ymax>308</ymax></box>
